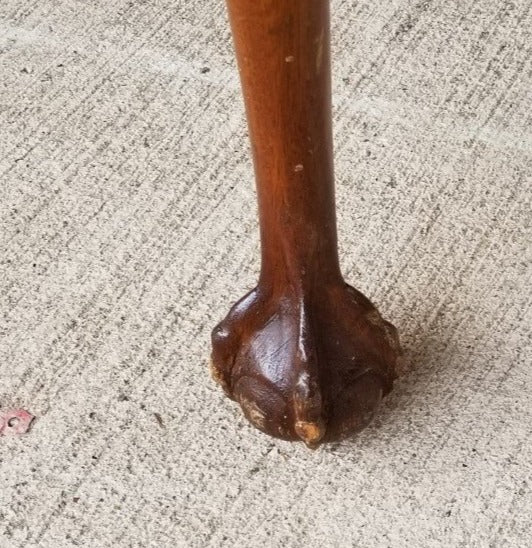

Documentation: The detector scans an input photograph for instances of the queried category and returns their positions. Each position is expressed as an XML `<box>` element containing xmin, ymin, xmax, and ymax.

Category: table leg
<box><xmin>211</xmin><ymin>0</ymin><xmax>401</xmax><ymax>447</ymax></box>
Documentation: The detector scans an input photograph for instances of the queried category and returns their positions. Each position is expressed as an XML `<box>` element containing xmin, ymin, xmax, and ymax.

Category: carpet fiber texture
<box><xmin>1</xmin><ymin>1</ymin><xmax>531</xmax><ymax>546</ymax></box>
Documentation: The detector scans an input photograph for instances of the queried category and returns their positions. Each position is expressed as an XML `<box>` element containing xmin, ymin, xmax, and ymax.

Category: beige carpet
<box><xmin>1</xmin><ymin>0</ymin><xmax>531</xmax><ymax>546</ymax></box>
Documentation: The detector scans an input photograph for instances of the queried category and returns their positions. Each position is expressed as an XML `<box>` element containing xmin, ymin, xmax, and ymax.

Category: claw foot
<box><xmin>211</xmin><ymin>282</ymin><xmax>401</xmax><ymax>447</ymax></box>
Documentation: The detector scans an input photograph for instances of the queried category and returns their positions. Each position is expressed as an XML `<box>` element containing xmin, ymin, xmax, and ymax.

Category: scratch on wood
<box><xmin>316</xmin><ymin>28</ymin><xmax>324</xmax><ymax>74</ymax></box>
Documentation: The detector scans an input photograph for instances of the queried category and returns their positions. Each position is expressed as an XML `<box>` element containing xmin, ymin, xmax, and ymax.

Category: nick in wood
<box><xmin>211</xmin><ymin>0</ymin><xmax>402</xmax><ymax>447</ymax></box>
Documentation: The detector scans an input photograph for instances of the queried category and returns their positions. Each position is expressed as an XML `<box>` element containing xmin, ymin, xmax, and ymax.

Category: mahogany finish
<box><xmin>211</xmin><ymin>0</ymin><xmax>401</xmax><ymax>447</ymax></box>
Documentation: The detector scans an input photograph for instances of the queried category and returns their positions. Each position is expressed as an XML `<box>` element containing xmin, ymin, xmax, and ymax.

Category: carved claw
<box><xmin>211</xmin><ymin>282</ymin><xmax>401</xmax><ymax>447</ymax></box>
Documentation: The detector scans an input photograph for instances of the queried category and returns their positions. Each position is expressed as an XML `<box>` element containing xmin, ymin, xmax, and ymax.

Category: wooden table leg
<box><xmin>211</xmin><ymin>0</ymin><xmax>401</xmax><ymax>447</ymax></box>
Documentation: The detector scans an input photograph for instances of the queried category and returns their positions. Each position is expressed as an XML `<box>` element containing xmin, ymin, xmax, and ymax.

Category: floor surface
<box><xmin>1</xmin><ymin>1</ymin><xmax>531</xmax><ymax>546</ymax></box>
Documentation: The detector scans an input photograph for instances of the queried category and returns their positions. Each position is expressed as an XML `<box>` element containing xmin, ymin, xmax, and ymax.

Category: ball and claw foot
<box><xmin>210</xmin><ymin>282</ymin><xmax>402</xmax><ymax>448</ymax></box>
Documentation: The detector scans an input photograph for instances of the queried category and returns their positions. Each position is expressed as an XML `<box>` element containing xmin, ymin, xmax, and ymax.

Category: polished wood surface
<box><xmin>211</xmin><ymin>0</ymin><xmax>401</xmax><ymax>447</ymax></box>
